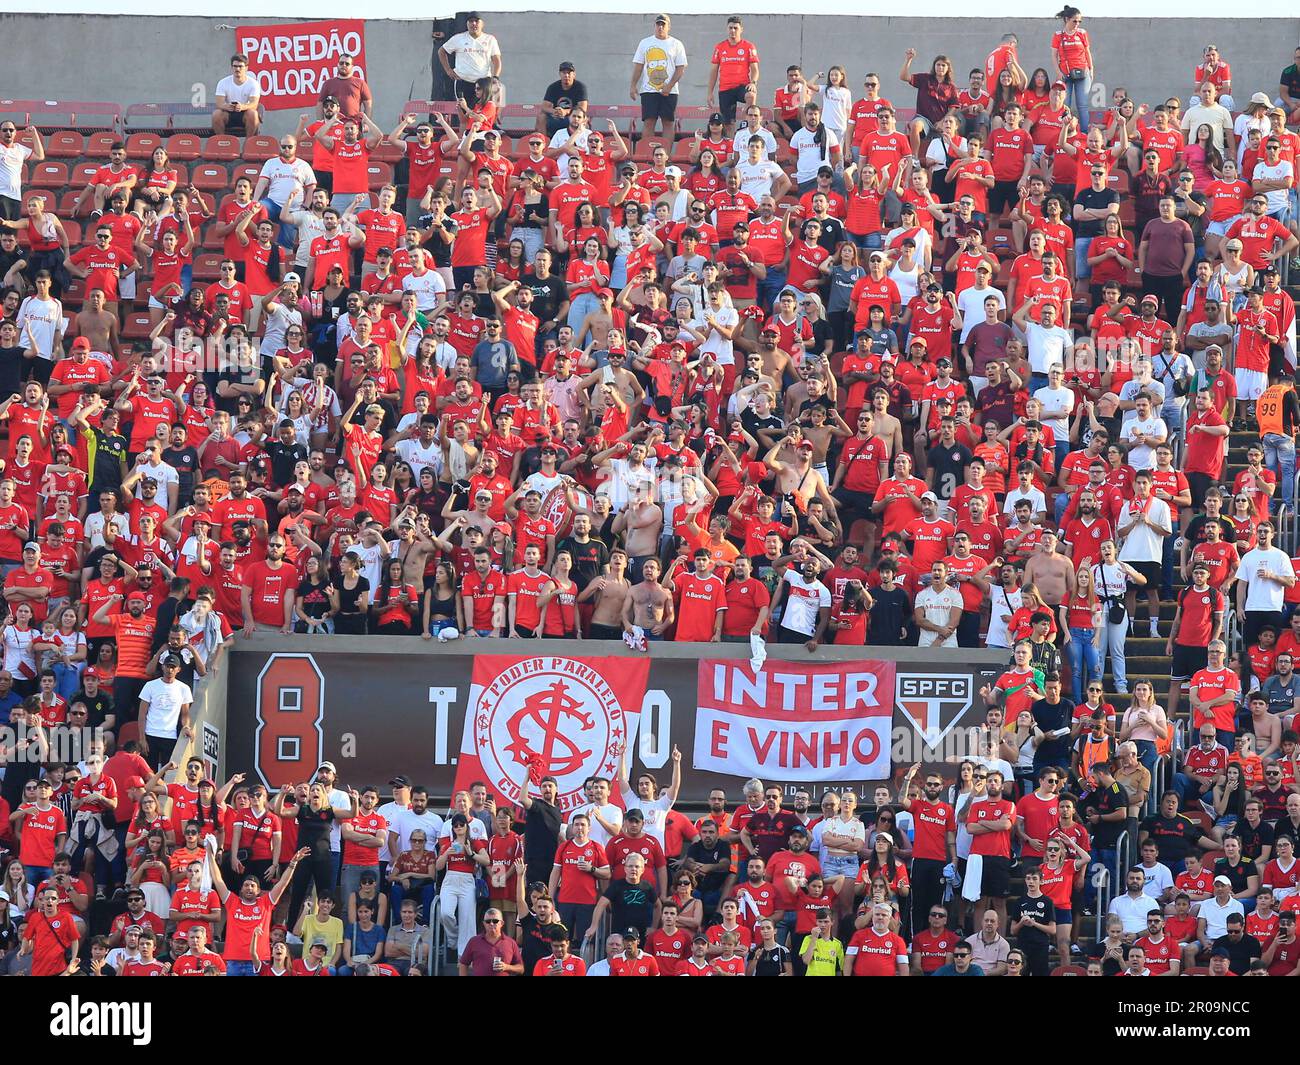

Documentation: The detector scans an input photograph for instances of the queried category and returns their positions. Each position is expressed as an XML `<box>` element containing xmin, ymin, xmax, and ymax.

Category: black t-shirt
<box><xmin>1213</xmin><ymin>856</ymin><xmax>1258</xmax><ymax>894</ymax></box>
<box><xmin>161</xmin><ymin>445</ymin><xmax>200</xmax><ymax>506</ymax></box>
<box><xmin>555</xmin><ymin>535</ymin><xmax>609</xmax><ymax>591</ymax></box>
<box><xmin>814</xmin><ymin>216</ymin><xmax>846</xmax><ymax>254</ymax></box>
<box><xmin>745</xmin><ymin>809</ymin><xmax>802</xmax><ymax>861</ymax></box>
<box><xmin>604</xmin><ymin>879</ymin><xmax>656</xmax><ymax>938</ymax></box>
<box><xmin>295</xmin><ymin>803</ymin><xmax>336</xmax><ymax>858</ymax></box>
<box><xmin>522</xmin><ymin>273</ymin><xmax>564</xmax><ymax>324</ymax></box>
<box><xmin>927</xmin><ymin>442</ymin><xmax>973</xmax><ymax>501</ymax></box>
<box><xmin>1234</xmin><ymin>818</ymin><xmax>1274</xmax><ymax>863</ymax></box>
<box><xmin>1011</xmin><ymin>892</ymin><xmax>1053</xmax><ymax>946</ymax></box>
<box><xmin>1085</xmin><ymin>780</ymin><xmax>1128</xmax><ymax>846</ymax></box>
<box><xmin>70</xmin><ymin>688</ymin><xmax>114</xmax><ymax>731</ymax></box>
<box><xmin>519</xmin><ymin>915</ymin><xmax>560</xmax><ymax>973</ymax></box>
<box><xmin>684</xmin><ymin>839</ymin><xmax>730</xmax><ymax>893</ymax></box>
<box><xmin>1184</xmin><ymin>513</ymin><xmax>1237</xmax><ymax>548</ymax></box>
<box><xmin>1274</xmin><ymin>817</ymin><xmax>1300</xmax><ymax>848</ymax></box>
<box><xmin>1140</xmin><ymin>814</ymin><xmax>1201</xmax><ymax>864</ymax></box>
<box><xmin>749</xmin><ymin>942</ymin><xmax>792</xmax><ymax>975</ymax></box>
<box><xmin>87</xmin><ymin>427</ymin><xmax>128</xmax><ymax>491</ymax></box>
<box><xmin>0</xmin><ymin>346</ymin><xmax>25</xmax><ymax>399</ymax></box>
<box><xmin>543</xmin><ymin>79</ymin><xmax>589</xmax><ymax>115</ymax></box>
<box><xmin>742</xmin><ymin>410</ymin><xmax>784</xmax><ymax>442</ymax></box>
<box><xmin>524</xmin><ymin>798</ymin><xmax>562</xmax><ymax>866</ymax></box>
<box><xmin>1072</xmin><ymin>187</ymin><xmax>1121</xmax><ymax>238</ymax></box>
<box><xmin>867</xmin><ymin>585</ymin><xmax>912</xmax><ymax>646</ymax></box>
<box><xmin>1031</xmin><ymin>696</ymin><xmax>1075</xmax><ymax>764</ymax></box>
<box><xmin>1211</xmin><ymin>932</ymin><xmax>1262</xmax><ymax>975</ymax></box>
<box><xmin>263</xmin><ymin>442</ymin><xmax>307</xmax><ymax>492</ymax></box>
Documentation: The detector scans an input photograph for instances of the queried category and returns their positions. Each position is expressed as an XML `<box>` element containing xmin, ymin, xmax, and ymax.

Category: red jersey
<box><xmin>846</xmin><ymin>927</ymin><xmax>908</xmax><ymax>976</ymax></box>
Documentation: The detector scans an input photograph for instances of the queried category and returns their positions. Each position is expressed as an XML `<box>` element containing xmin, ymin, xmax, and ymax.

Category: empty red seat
<box><xmin>366</xmin><ymin>161</ymin><xmax>394</xmax><ymax>190</ymax></box>
<box><xmin>28</xmin><ymin>161</ymin><xmax>68</xmax><ymax>188</ymax></box>
<box><xmin>121</xmin><ymin>312</ymin><xmax>154</xmax><ymax>339</ymax></box>
<box><xmin>203</xmin><ymin>135</ymin><xmax>241</xmax><ymax>161</ymax></box>
<box><xmin>44</xmin><ymin>131</ymin><xmax>84</xmax><ymax>158</ymax></box>
<box><xmin>242</xmin><ymin>135</ymin><xmax>279</xmax><ymax>162</ymax></box>
<box><xmin>70</xmin><ymin>161</ymin><xmax>99</xmax><ymax>186</ymax></box>
<box><xmin>165</xmin><ymin>133</ymin><xmax>203</xmax><ymax>161</ymax></box>
<box><xmin>86</xmin><ymin>131</ymin><xmax>118</xmax><ymax>158</ymax></box>
<box><xmin>125</xmin><ymin>132</ymin><xmax>163</xmax><ymax>160</ymax></box>
<box><xmin>190</xmin><ymin>163</ymin><xmax>229</xmax><ymax>191</ymax></box>
<box><xmin>231</xmin><ymin>162</ymin><xmax>261</xmax><ymax>185</ymax></box>
<box><xmin>192</xmin><ymin>253</ymin><xmax>223</xmax><ymax>281</ymax></box>
<box><xmin>60</xmin><ymin>220</ymin><xmax>82</xmax><ymax>245</ymax></box>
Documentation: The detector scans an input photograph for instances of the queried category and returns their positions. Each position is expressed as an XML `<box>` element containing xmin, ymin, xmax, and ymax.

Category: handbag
<box><xmin>235</xmin><ymin>813</ymin><xmax>272</xmax><ymax>865</ymax></box>
<box><xmin>1067</xmin><ymin>68</ymin><xmax>1088</xmax><ymax>81</ymax></box>
<box><xmin>1097</xmin><ymin>565</ymin><xmax>1126</xmax><ymax>624</ymax></box>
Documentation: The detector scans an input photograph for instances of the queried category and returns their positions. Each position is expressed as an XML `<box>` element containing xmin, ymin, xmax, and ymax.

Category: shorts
<box><xmin>1170</xmin><ymin>642</ymin><xmax>1208</xmax><ymax>680</ymax></box>
<box><xmin>1235</xmin><ymin>367</ymin><xmax>1268</xmax><ymax>401</ymax></box>
<box><xmin>979</xmin><ymin>855</ymin><xmax>1010</xmax><ymax>898</ymax></box>
<box><xmin>989</xmin><ymin>180</ymin><xmax>1019</xmax><ymax>215</ymax></box>
<box><xmin>1207</xmin><ymin>217</ymin><xmax>1239</xmax><ymax>237</ymax></box>
<box><xmin>1128</xmin><ymin>560</ymin><xmax>1162</xmax><ymax>588</ymax></box>
<box><xmin>640</xmin><ymin>92</ymin><xmax>679</xmax><ymax>122</ymax></box>
<box><xmin>821</xmin><ymin>853</ymin><xmax>860</xmax><ymax>879</ymax></box>
<box><xmin>1187</xmin><ymin>471</ymin><xmax>1215</xmax><ymax>509</ymax></box>
<box><xmin>910</xmin><ymin>115</ymin><xmax>933</xmax><ymax>136</ymax></box>
<box><xmin>147</xmin><ymin>295</ymin><xmax>167</xmax><ymax>310</ymax></box>
<box><xmin>589</xmin><ymin>621</ymin><xmax>623</xmax><ymax>640</ymax></box>
<box><xmin>718</xmin><ymin>85</ymin><xmax>752</xmax><ymax>122</ymax></box>
<box><xmin>1054</xmin><ymin>905</ymin><xmax>1073</xmax><ymax>924</ymax></box>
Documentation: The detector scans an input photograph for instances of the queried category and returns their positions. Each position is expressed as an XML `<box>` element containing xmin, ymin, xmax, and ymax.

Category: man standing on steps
<box><xmin>631</xmin><ymin>15</ymin><xmax>688</xmax><ymax>148</ymax></box>
<box><xmin>1164</xmin><ymin>561</ymin><xmax>1225</xmax><ymax>721</ymax></box>
<box><xmin>1237</xmin><ymin>520</ymin><xmax>1296</xmax><ymax>652</ymax></box>
<box><xmin>1117</xmin><ymin>470</ymin><xmax>1171</xmax><ymax>639</ymax></box>
<box><xmin>899</xmin><ymin>763</ymin><xmax>957</xmax><ymax>932</ymax></box>
<box><xmin>1256</xmin><ymin>372</ymin><xmax>1300</xmax><ymax>516</ymax></box>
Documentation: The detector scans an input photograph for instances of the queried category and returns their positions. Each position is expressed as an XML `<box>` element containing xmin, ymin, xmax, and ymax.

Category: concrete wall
<box><xmin>0</xmin><ymin>12</ymin><xmax>1298</xmax><ymax>136</ymax></box>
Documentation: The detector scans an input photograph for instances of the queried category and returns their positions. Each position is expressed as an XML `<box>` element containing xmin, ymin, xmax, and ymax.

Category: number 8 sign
<box><xmin>254</xmin><ymin>653</ymin><xmax>325</xmax><ymax>788</ymax></box>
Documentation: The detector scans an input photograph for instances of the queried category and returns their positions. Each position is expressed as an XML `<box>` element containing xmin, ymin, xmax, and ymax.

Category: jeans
<box><xmin>260</xmin><ymin>198</ymin><xmax>296</xmax><ymax>249</ymax></box>
<box><xmin>226</xmin><ymin>959</ymin><xmax>258</xmax><ymax>977</ymax></box>
<box><xmin>1172</xmin><ymin>772</ymin><xmax>1210</xmax><ymax>805</ymax></box>
<box><xmin>52</xmin><ymin>661</ymin><xmax>83</xmax><ymax>701</ymax></box>
<box><xmin>24</xmin><ymin>865</ymin><xmax>52</xmax><ymax>889</ymax></box>
<box><xmin>1099</xmin><ymin>611</ymin><xmax>1129</xmax><ymax>692</ymax></box>
<box><xmin>1067</xmin><ymin>627</ymin><xmax>1102</xmax><ymax>703</ymax></box>
<box><xmin>1075</xmin><ymin>236</ymin><xmax>1094</xmax><ymax>281</ymax></box>
<box><xmin>1066</xmin><ymin>73</ymin><xmax>1093</xmax><ymax>132</ymax></box>
<box><xmin>567</xmin><ymin>292</ymin><xmax>600</xmax><ymax>335</ymax></box>
<box><xmin>756</xmin><ymin>267</ymin><xmax>788</xmax><ymax>311</ymax></box>
<box><xmin>390</xmin><ymin>879</ymin><xmax>438</xmax><ymax>924</ymax></box>
<box><xmin>1262</xmin><ymin>432</ymin><xmax>1296</xmax><ymax>510</ymax></box>
<box><xmin>514</xmin><ymin>228</ymin><xmax>544</xmax><ymax>266</ymax></box>
<box><xmin>439</xmin><ymin>871</ymin><xmax>479</xmax><ymax>958</ymax></box>
<box><xmin>1133</xmin><ymin>739</ymin><xmax>1159</xmax><ymax>784</ymax></box>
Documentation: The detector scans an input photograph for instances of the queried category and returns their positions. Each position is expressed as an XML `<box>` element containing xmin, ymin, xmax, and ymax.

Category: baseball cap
<box><xmin>624</xmin><ymin>808</ymin><xmax>644</xmax><ymax>822</ymax></box>
<box><xmin>909</xmin><ymin>335</ymin><xmax>928</xmax><ymax>348</ymax></box>
<box><xmin>22</xmin><ymin>542</ymin><xmax>38</xmax><ymax>552</ymax></box>
<box><xmin>1051</xmin><ymin>80</ymin><xmax>1067</xmax><ymax>90</ymax></box>
<box><xmin>597</xmin><ymin>288</ymin><xmax>613</xmax><ymax>300</ymax></box>
<box><xmin>283</xmin><ymin>271</ymin><xmax>302</xmax><ymax>284</ymax></box>
<box><xmin>483</xmin><ymin>129</ymin><xmax>501</xmax><ymax>139</ymax></box>
<box><xmin>1140</xmin><ymin>294</ymin><xmax>1159</xmax><ymax>305</ymax></box>
<box><xmin>389</xmin><ymin>775</ymin><xmax>411</xmax><ymax>787</ymax></box>
<box><xmin>70</xmin><ymin>336</ymin><xmax>90</xmax><ymax>352</ymax></box>
<box><xmin>708</xmin><ymin>111</ymin><xmax>724</xmax><ymax>125</ymax></box>
<box><xmin>126</xmin><ymin>590</ymin><xmax>147</xmax><ymax>603</ymax></box>
<box><xmin>83</xmin><ymin>667</ymin><xmax>100</xmax><ymax>680</ymax></box>
<box><xmin>318</xmin><ymin>761</ymin><xmax>338</xmax><ymax>773</ymax></box>
<box><xmin>559</xmin><ymin>61</ymin><xmax>576</xmax><ymax>72</ymax></box>
<box><xmin>788</xmin><ymin>824</ymin><xmax>809</xmax><ymax>836</ymax></box>
<box><xmin>797</xmin><ymin>441</ymin><xmax>815</xmax><ymax>452</ymax></box>
<box><xmin>1213</xmin><ymin>875</ymin><xmax>1233</xmax><ymax>886</ymax></box>
<box><xmin>310</xmin><ymin>938</ymin><xmax>329</xmax><ymax>950</ymax></box>
<box><xmin>654</xmin><ymin>13</ymin><xmax>669</xmax><ymax>23</ymax></box>
<box><xmin>665</xmin><ymin>165</ymin><xmax>682</xmax><ymax>178</ymax></box>
<box><xmin>1250</xmin><ymin>92</ymin><xmax>1272</xmax><ymax>106</ymax></box>
<box><xmin>920</xmin><ymin>491</ymin><xmax>938</xmax><ymax>502</ymax></box>
<box><xmin>623</xmin><ymin>926</ymin><xmax>642</xmax><ymax>940</ymax></box>
<box><xmin>162</xmin><ymin>655</ymin><xmax>182</xmax><ymax>669</ymax></box>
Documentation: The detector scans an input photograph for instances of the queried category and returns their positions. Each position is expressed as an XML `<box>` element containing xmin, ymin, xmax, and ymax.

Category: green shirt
<box><xmin>798</xmin><ymin>934</ymin><xmax>845</xmax><ymax>976</ymax></box>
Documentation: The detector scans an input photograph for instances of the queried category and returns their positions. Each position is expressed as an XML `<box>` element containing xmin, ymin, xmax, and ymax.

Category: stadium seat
<box><xmin>1050</xmin><ymin>964</ymin><xmax>1085</xmax><ymax>976</ymax></box>
<box><xmin>28</xmin><ymin>161</ymin><xmax>68</xmax><ymax>188</ymax></box>
<box><xmin>1184</xmin><ymin>966</ymin><xmax>1209</xmax><ymax>976</ymax></box>
<box><xmin>56</xmin><ymin>190</ymin><xmax>80</xmax><ymax>214</ymax></box>
<box><xmin>203</xmin><ymin>135</ymin><xmax>241</xmax><ymax>161</ymax></box>
<box><xmin>70</xmin><ymin>161</ymin><xmax>99</xmax><ymax>186</ymax></box>
<box><xmin>232</xmin><ymin>162</ymin><xmax>261</xmax><ymax>185</ymax></box>
<box><xmin>116</xmin><ymin>721</ymin><xmax>140</xmax><ymax>746</ymax></box>
<box><xmin>121</xmin><ymin>312</ymin><xmax>154</xmax><ymax>339</ymax></box>
<box><xmin>165</xmin><ymin>133</ymin><xmax>203</xmax><ymax>161</ymax></box>
<box><xmin>372</xmin><ymin>140</ymin><xmax>404</xmax><ymax>164</ymax></box>
<box><xmin>366</xmin><ymin>161</ymin><xmax>394</xmax><ymax>190</ymax></box>
<box><xmin>125</xmin><ymin>132</ymin><xmax>163</xmax><ymax>160</ymax></box>
<box><xmin>86</xmin><ymin>131</ymin><xmax>117</xmax><ymax>157</ymax></box>
<box><xmin>63</xmin><ymin>278</ymin><xmax>86</xmax><ymax>304</ymax></box>
<box><xmin>202</xmin><ymin>226</ymin><xmax>224</xmax><ymax>250</ymax></box>
<box><xmin>44</xmin><ymin>130</ymin><xmax>84</xmax><ymax>158</ymax></box>
<box><xmin>192</xmin><ymin>252</ymin><xmax>223</xmax><ymax>281</ymax></box>
<box><xmin>60</xmin><ymin>220</ymin><xmax>81</xmax><ymax>245</ymax></box>
<box><xmin>190</xmin><ymin>163</ymin><xmax>229</xmax><ymax>191</ymax></box>
<box><xmin>242</xmin><ymin>135</ymin><xmax>279</xmax><ymax>162</ymax></box>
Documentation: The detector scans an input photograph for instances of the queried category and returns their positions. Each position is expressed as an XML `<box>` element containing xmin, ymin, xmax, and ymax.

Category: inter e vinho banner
<box><xmin>226</xmin><ymin>647</ymin><xmax>999</xmax><ymax>802</ymax></box>
<box><xmin>234</xmin><ymin>20</ymin><xmax>367</xmax><ymax>110</ymax></box>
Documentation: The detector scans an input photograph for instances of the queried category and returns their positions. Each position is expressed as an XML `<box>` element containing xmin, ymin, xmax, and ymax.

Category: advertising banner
<box><xmin>234</xmin><ymin>20</ymin><xmax>367</xmax><ymax>110</ymax></box>
<box><xmin>227</xmin><ymin>644</ymin><xmax>1002</xmax><ymax>801</ymax></box>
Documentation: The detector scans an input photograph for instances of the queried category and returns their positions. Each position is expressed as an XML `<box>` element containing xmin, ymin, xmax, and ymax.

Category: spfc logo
<box><xmin>896</xmin><ymin>672</ymin><xmax>978</xmax><ymax>748</ymax></box>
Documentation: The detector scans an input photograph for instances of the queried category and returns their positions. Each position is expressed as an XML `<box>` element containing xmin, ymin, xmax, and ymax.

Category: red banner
<box><xmin>453</xmin><ymin>655</ymin><xmax>651</xmax><ymax>815</ymax></box>
<box><xmin>693</xmin><ymin>659</ymin><xmax>895</xmax><ymax>782</ymax></box>
<box><xmin>235</xmin><ymin>20</ymin><xmax>368</xmax><ymax>111</ymax></box>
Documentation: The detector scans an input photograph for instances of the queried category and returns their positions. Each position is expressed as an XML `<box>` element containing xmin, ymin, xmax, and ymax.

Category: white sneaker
<box><xmin>1149</xmin><ymin>620</ymin><xmax>1159</xmax><ymax>637</ymax></box>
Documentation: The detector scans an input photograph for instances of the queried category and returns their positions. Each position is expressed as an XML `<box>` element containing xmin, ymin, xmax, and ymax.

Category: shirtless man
<box><xmin>754</xmin><ymin>326</ymin><xmax>792</xmax><ymax>383</ymax></box>
<box><xmin>869</xmin><ymin>387</ymin><xmax>904</xmax><ymax>462</ymax></box>
<box><xmin>1021</xmin><ymin>530</ymin><xmax>1075</xmax><ymax>608</ymax></box>
<box><xmin>622</xmin><ymin>556</ymin><xmax>674</xmax><ymax>639</ymax></box>
<box><xmin>764</xmin><ymin>437</ymin><xmax>837</xmax><ymax>520</ymax></box>
<box><xmin>575</xmin><ymin>288</ymin><xmax>620</xmax><ymax>350</ymax></box>
<box><xmin>442</xmin><ymin>487</ymin><xmax>497</xmax><ymax>541</ymax></box>
<box><xmin>579</xmin><ymin>548</ymin><xmax>632</xmax><ymax>640</ymax></box>
<box><xmin>582</xmin><ymin>365</ymin><xmax>644</xmax><ymax>423</ymax></box>
<box><xmin>389</xmin><ymin>509</ymin><xmax>447</xmax><ymax>587</ymax></box>
<box><xmin>797</xmin><ymin>403</ymin><xmax>850</xmax><ymax>484</ymax></box>
<box><xmin>67</xmin><ymin>289</ymin><xmax>121</xmax><ymax>363</ymax></box>
<box><xmin>613</xmin><ymin>484</ymin><xmax>664</xmax><ymax>578</ymax></box>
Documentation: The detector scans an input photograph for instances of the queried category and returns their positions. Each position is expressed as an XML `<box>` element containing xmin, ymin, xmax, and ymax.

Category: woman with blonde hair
<box><xmin>1062</xmin><ymin>563</ymin><xmax>1103</xmax><ymax>703</ymax></box>
<box><xmin>1118</xmin><ymin>676</ymin><xmax>1169</xmax><ymax>779</ymax></box>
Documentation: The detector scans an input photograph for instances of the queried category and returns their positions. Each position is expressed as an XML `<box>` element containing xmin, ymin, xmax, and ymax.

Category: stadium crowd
<box><xmin>0</xmin><ymin>8</ymin><xmax>1298</xmax><ymax>975</ymax></box>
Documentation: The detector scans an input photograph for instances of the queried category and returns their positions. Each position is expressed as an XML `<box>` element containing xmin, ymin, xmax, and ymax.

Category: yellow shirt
<box><xmin>798</xmin><ymin>935</ymin><xmax>845</xmax><ymax>976</ymax></box>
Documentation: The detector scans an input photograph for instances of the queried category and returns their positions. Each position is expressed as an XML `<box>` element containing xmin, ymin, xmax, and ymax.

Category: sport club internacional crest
<box><xmin>473</xmin><ymin>657</ymin><xmax>628</xmax><ymax>813</ymax></box>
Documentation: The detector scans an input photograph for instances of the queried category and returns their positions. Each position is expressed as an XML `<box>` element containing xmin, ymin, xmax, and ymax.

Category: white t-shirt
<box><xmin>83</xmin><ymin>511</ymin><xmax>131</xmax><ymax>551</ymax></box>
<box><xmin>633</xmin><ymin>35</ymin><xmax>688</xmax><ymax>96</ymax></box>
<box><xmin>0</xmin><ymin>142</ymin><xmax>33</xmax><ymax>200</ymax></box>
<box><xmin>1119</xmin><ymin>415</ymin><xmax>1167</xmax><ymax>470</ymax></box>
<box><xmin>957</xmin><ymin>286</ymin><xmax>1005</xmax><ymax>342</ymax></box>
<box><xmin>818</xmin><ymin>86</ymin><xmax>852</xmax><ymax>133</ymax></box>
<box><xmin>259</xmin><ymin>302</ymin><xmax>303</xmax><ymax>358</ymax></box>
<box><xmin>572</xmin><ymin>802</ymin><xmax>623</xmax><ymax>847</ymax></box>
<box><xmin>1253</xmin><ymin>159</ymin><xmax>1294</xmax><ymax>215</ymax></box>
<box><xmin>1117</xmin><ymin>497</ymin><xmax>1171</xmax><ymax>563</ymax></box>
<box><xmin>735</xmin><ymin>159</ymin><xmax>785</xmax><ymax>200</ymax></box>
<box><xmin>699</xmin><ymin>304</ymin><xmax>739</xmax><ymax>364</ymax></box>
<box><xmin>1024</xmin><ymin>322</ymin><xmax>1072</xmax><ymax>374</ymax></box>
<box><xmin>395</xmin><ymin>437</ymin><xmax>443</xmax><ymax>481</ymax></box>
<box><xmin>1031</xmin><ymin>384</ymin><xmax>1074</xmax><ymax>438</ymax></box>
<box><xmin>634</xmin><ymin>793</ymin><xmax>674</xmax><ymax>847</ymax></box>
<box><xmin>139</xmin><ymin>677</ymin><xmax>194</xmax><ymax>736</ymax></box>
<box><xmin>402</xmin><ymin>270</ymin><xmax>447</xmax><ymax>313</ymax></box>
<box><xmin>915</xmin><ymin>585</ymin><xmax>963</xmax><ymax>647</ymax></box>
<box><xmin>790</xmin><ymin>126</ymin><xmax>839</xmax><ymax>184</ymax></box>
<box><xmin>1002</xmin><ymin>486</ymin><xmax>1046</xmax><ymax>517</ymax></box>
<box><xmin>132</xmin><ymin>460</ymin><xmax>180</xmax><ymax>499</ymax></box>
<box><xmin>17</xmin><ymin>295</ymin><xmax>62</xmax><ymax>360</ymax></box>
<box><xmin>1138</xmin><ymin>860</ymin><xmax>1174</xmax><ymax>898</ymax></box>
<box><xmin>391</xmin><ymin>808</ymin><xmax>445</xmax><ymax>856</ymax></box>
<box><xmin>732</xmin><ymin>125</ymin><xmax>778</xmax><ymax>160</ymax></box>
<box><xmin>779</xmin><ymin>571</ymin><xmax>831</xmax><ymax>636</ymax></box>
<box><xmin>215</xmin><ymin>75</ymin><xmax>260</xmax><ymax>107</ymax></box>
<box><xmin>1237</xmin><ymin>547</ymin><xmax>1295</xmax><ymax>612</ymax></box>
<box><xmin>257</xmin><ymin>156</ymin><xmax>316</xmax><ymax>208</ymax></box>
<box><xmin>441</xmin><ymin>31</ymin><xmax>501</xmax><ymax>82</ymax></box>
